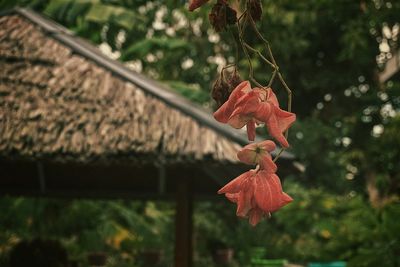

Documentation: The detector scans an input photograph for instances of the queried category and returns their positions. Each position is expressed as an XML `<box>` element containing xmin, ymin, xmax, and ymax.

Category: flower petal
<box><xmin>237</xmin><ymin>140</ymin><xmax>277</xmax><ymax>169</ymax></box>
<box><xmin>236</xmin><ymin>178</ymin><xmax>254</xmax><ymax>217</ymax></box>
<box><xmin>261</xmin><ymin>88</ymin><xmax>296</xmax><ymax>147</ymax></box>
<box><xmin>188</xmin><ymin>0</ymin><xmax>209</xmax><ymax>11</ymax></box>
<box><xmin>254</xmin><ymin>171</ymin><xmax>279</xmax><ymax>212</ymax></box>
<box><xmin>272</xmin><ymin>105</ymin><xmax>296</xmax><ymax>133</ymax></box>
<box><xmin>233</xmin><ymin>88</ymin><xmax>260</xmax><ymax>109</ymax></box>
<box><xmin>228</xmin><ymin>113</ymin><xmax>253</xmax><ymax>129</ymax></box>
<box><xmin>254</xmin><ymin>102</ymin><xmax>272</xmax><ymax>122</ymax></box>
<box><xmin>217</xmin><ymin>170</ymin><xmax>254</xmax><ymax>194</ymax></box>
<box><xmin>214</xmin><ymin>81</ymin><xmax>251</xmax><ymax>123</ymax></box>
<box><xmin>254</xmin><ymin>171</ymin><xmax>291</xmax><ymax>213</ymax></box>
<box><xmin>246</xmin><ymin>121</ymin><xmax>256</xmax><ymax>141</ymax></box>
<box><xmin>280</xmin><ymin>192</ymin><xmax>293</xmax><ymax>206</ymax></box>
<box><xmin>269</xmin><ymin>174</ymin><xmax>293</xmax><ymax>211</ymax></box>
<box><xmin>225</xmin><ymin>193</ymin><xmax>238</xmax><ymax>203</ymax></box>
<box><xmin>259</xmin><ymin>140</ymin><xmax>276</xmax><ymax>152</ymax></box>
<box><xmin>228</xmin><ymin>90</ymin><xmax>259</xmax><ymax>128</ymax></box>
<box><xmin>266</xmin><ymin>88</ymin><xmax>280</xmax><ymax>107</ymax></box>
<box><xmin>238</xmin><ymin>140</ymin><xmax>276</xmax><ymax>154</ymax></box>
<box><xmin>266</xmin><ymin>111</ymin><xmax>290</xmax><ymax>148</ymax></box>
<box><xmin>258</xmin><ymin>153</ymin><xmax>277</xmax><ymax>173</ymax></box>
<box><xmin>248</xmin><ymin>208</ymin><xmax>263</xmax><ymax>226</ymax></box>
<box><xmin>237</xmin><ymin>146</ymin><xmax>258</xmax><ymax>165</ymax></box>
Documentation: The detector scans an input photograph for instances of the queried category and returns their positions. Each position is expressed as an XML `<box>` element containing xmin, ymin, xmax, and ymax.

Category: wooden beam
<box><xmin>174</xmin><ymin>177</ymin><xmax>193</xmax><ymax>267</ymax></box>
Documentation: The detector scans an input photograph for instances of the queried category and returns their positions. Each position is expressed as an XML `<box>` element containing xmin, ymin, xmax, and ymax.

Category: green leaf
<box><xmin>121</xmin><ymin>37</ymin><xmax>189</xmax><ymax>59</ymax></box>
<box><xmin>165</xmin><ymin>80</ymin><xmax>209</xmax><ymax>104</ymax></box>
<box><xmin>84</xmin><ymin>3</ymin><xmax>144</xmax><ymax>29</ymax></box>
<box><xmin>44</xmin><ymin>0</ymin><xmax>97</xmax><ymax>23</ymax></box>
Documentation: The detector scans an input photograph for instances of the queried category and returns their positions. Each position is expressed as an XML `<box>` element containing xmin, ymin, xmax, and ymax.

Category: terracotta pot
<box><xmin>212</xmin><ymin>248</ymin><xmax>234</xmax><ymax>265</ymax></box>
<box><xmin>87</xmin><ymin>252</ymin><xmax>107</xmax><ymax>266</ymax></box>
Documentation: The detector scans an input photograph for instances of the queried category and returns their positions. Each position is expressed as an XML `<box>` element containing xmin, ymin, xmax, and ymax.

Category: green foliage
<box><xmin>166</xmin><ymin>80</ymin><xmax>210</xmax><ymax>104</ymax></box>
<box><xmin>0</xmin><ymin>0</ymin><xmax>399</xmax><ymax>266</ymax></box>
<box><xmin>0</xmin><ymin>198</ymin><xmax>174</xmax><ymax>266</ymax></box>
<box><xmin>43</xmin><ymin>0</ymin><xmax>93</xmax><ymax>25</ymax></box>
<box><xmin>197</xmin><ymin>182</ymin><xmax>400</xmax><ymax>267</ymax></box>
<box><xmin>122</xmin><ymin>37</ymin><xmax>189</xmax><ymax>59</ymax></box>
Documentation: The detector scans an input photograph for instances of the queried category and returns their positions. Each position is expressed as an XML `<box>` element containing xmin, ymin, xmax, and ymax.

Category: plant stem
<box><xmin>246</xmin><ymin>13</ymin><xmax>293</xmax><ymax>161</ymax></box>
<box><xmin>232</xmin><ymin>8</ymin><xmax>294</xmax><ymax>162</ymax></box>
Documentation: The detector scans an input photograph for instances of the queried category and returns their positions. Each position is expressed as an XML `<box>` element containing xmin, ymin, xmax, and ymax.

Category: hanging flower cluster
<box><xmin>215</xmin><ymin>82</ymin><xmax>295</xmax><ymax>225</ymax></box>
<box><xmin>214</xmin><ymin>81</ymin><xmax>295</xmax><ymax>146</ymax></box>
<box><xmin>218</xmin><ymin>141</ymin><xmax>293</xmax><ymax>226</ymax></box>
<box><xmin>188</xmin><ymin>0</ymin><xmax>296</xmax><ymax>225</ymax></box>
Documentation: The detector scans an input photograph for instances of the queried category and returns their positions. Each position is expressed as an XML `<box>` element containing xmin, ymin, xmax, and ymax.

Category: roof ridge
<box><xmin>2</xmin><ymin>7</ymin><xmax>293</xmax><ymax>159</ymax></box>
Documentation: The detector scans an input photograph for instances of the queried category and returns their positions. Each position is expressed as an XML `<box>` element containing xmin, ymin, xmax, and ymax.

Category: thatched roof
<box><xmin>0</xmin><ymin>9</ymin><xmax>294</xmax><ymax>198</ymax></box>
<box><xmin>0</xmin><ymin>8</ymin><xmax>293</xmax><ymax>164</ymax></box>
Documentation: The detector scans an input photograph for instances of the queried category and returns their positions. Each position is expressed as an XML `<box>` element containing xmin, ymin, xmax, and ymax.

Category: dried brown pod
<box><xmin>211</xmin><ymin>75</ymin><xmax>232</xmax><ymax>108</ymax></box>
<box><xmin>209</xmin><ymin>0</ymin><xmax>237</xmax><ymax>32</ymax></box>
<box><xmin>211</xmin><ymin>67</ymin><xmax>242</xmax><ymax>108</ymax></box>
<box><xmin>227</xmin><ymin>68</ymin><xmax>242</xmax><ymax>89</ymax></box>
<box><xmin>248</xmin><ymin>0</ymin><xmax>263</xmax><ymax>22</ymax></box>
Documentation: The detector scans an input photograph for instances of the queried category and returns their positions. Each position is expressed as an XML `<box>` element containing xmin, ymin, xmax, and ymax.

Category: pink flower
<box><xmin>213</xmin><ymin>81</ymin><xmax>296</xmax><ymax>147</ymax></box>
<box><xmin>218</xmin><ymin>169</ymin><xmax>293</xmax><ymax>226</ymax></box>
<box><xmin>237</xmin><ymin>140</ymin><xmax>277</xmax><ymax>172</ymax></box>
<box><xmin>214</xmin><ymin>81</ymin><xmax>259</xmax><ymax>141</ymax></box>
<box><xmin>188</xmin><ymin>0</ymin><xmax>209</xmax><ymax>11</ymax></box>
<box><xmin>253</xmin><ymin>89</ymin><xmax>296</xmax><ymax>148</ymax></box>
<box><xmin>228</xmin><ymin>88</ymin><xmax>261</xmax><ymax>142</ymax></box>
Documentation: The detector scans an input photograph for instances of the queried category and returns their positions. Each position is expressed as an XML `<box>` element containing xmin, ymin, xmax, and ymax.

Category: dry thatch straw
<box><xmin>0</xmin><ymin>11</ymin><xmax>250</xmax><ymax>165</ymax></box>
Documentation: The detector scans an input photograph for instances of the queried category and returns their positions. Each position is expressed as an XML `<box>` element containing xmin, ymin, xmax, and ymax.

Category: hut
<box><xmin>0</xmin><ymin>8</ymin><xmax>295</xmax><ymax>267</ymax></box>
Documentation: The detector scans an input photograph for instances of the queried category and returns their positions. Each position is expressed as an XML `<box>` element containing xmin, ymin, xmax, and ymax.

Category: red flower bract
<box><xmin>188</xmin><ymin>0</ymin><xmax>209</xmax><ymax>11</ymax></box>
<box><xmin>214</xmin><ymin>80</ymin><xmax>252</xmax><ymax>123</ymax></box>
<box><xmin>218</xmin><ymin>169</ymin><xmax>292</xmax><ymax>226</ymax></box>
<box><xmin>213</xmin><ymin>81</ymin><xmax>296</xmax><ymax>147</ymax></box>
<box><xmin>237</xmin><ymin>140</ymin><xmax>277</xmax><ymax>172</ymax></box>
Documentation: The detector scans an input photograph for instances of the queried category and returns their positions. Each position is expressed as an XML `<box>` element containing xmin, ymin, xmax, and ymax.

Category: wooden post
<box><xmin>174</xmin><ymin>177</ymin><xmax>193</xmax><ymax>267</ymax></box>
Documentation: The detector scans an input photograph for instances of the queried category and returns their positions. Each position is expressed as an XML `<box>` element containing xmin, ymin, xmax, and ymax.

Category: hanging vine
<box><xmin>189</xmin><ymin>0</ymin><xmax>296</xmax><ymax>226</ymax></box>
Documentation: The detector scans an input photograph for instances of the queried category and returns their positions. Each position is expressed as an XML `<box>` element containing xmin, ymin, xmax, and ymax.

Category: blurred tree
<box><xmin>2</xmin><ymin>0</ymin><xmax>397</xmax><ymax>197</ymax></box>
<box><xmin>0</xmin><ymin>0</ymin><xmax>399</xmax><ymax>266</ymax></box>
<box><xmin>0</xmin><ymin>197</ymin><xmax>174</xmax><ymax>266</ymax></box>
